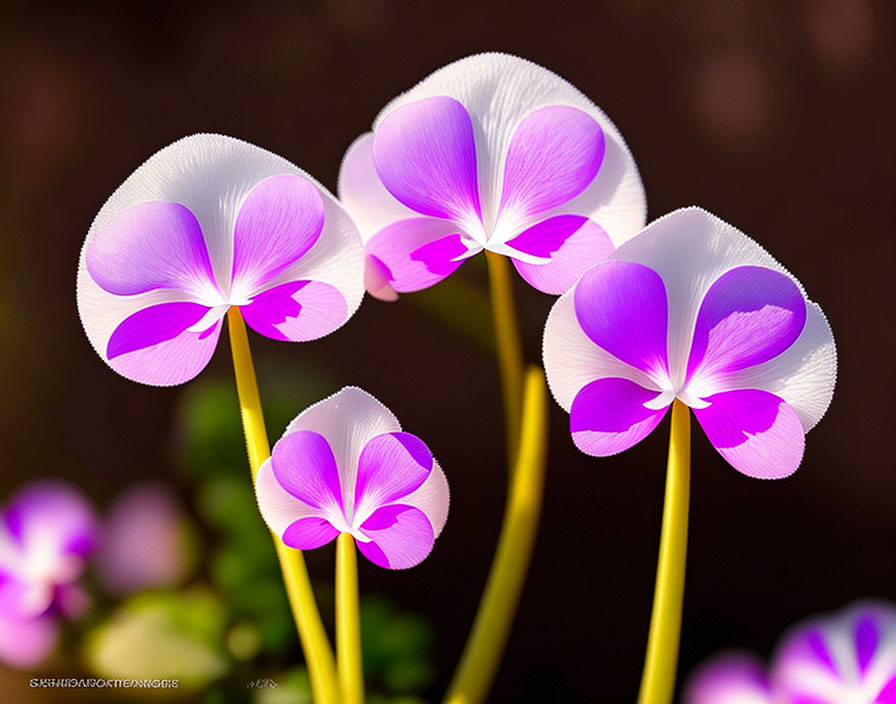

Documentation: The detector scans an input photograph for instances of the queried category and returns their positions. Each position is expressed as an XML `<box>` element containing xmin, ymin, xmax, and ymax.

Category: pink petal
<box><xmin>694</xmin><ymin>389</ymin><xmax>805</xmax><ymax>478</ymax></box>
<box><xmin>373</xmin><ymin>96</ymin><xmax>482</xmax><ymax>223</ymax></box>
<box><xmin>282</xmin><ymin>516</ymin><xmax>340</xmax><ymax>550</ymax></box>
<box><xmin>364</xmin><ymin>217</ymin><xmax>474</xmax><ymax>294</ymax></box>
<box><xmin>0</xmin><ymin>611</ymin><xmax>58</xmax><ymax>669</ymax></box>
<box><xmin>357</xmin><ymin>505</ymin><xmax>434</xmax><ymax>570</ymax></box>
<box><xmin>231</xmin><ymin>174</ymin><xmax>325</xmax><ymax>296</ymax></box>
<box><xmin>683</xmin><ymin>651</ymin><xmax>772</xmax><ymax>704</ymax></box>
<box><xmin>85</xmin><ymin>201</ymin><xmax>216</xmax><ymax>297</ymax></box>
<box><xmin>499</xmin><ymin>105</ymin><xmax>605</xmax><ymax>219</ymax></box>
<box><xmin>354</xmin><ymin>433</ymin><xmax>433</xmax><ymax>516</ymax></box>
<box><xmin>240</xmin><ymin>279</ymin><xmax>347</xmax><ymax>342</ymax></box>
<box><xmin>569</xmin><ymin>377</ymin><xmax>669</xmax><ymax>456</ymax></box>
<box><xmin>509</xmin><ymin>215</ymin><xmax>615</xmax><ymax>294</ymax></box>
<box><xmin>271</xmin><ymin>431</ymin><xmax>344</xmax><ymax>512</ymax></box>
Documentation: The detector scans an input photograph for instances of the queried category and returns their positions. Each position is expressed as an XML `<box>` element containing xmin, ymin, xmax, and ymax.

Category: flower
<box><xmin>683</xmin><ymin>600</ymin><xmax>896</xmax><ymax>704</ymax></box>
<box><xmin>78</xmin><ymin>133</ymin><xmax>365</xmax><ymax>386</ymax></box>
<box><xmin>543</xmin><ymin>207</ymin><xmax>836</xmax><ymax>478</ymax></box>
<box><xmin>0</xmin><ymin>481</ymin><xmax>97</xmax><ymax>667</ymax></box>
<box><xmin>254</xmin><ymin>387</ymin><xmax>449</xmax><ymax>569</ymax></box>
<box><xmin>338</xmin><ymin>52</ymin><xmax>646</xmax><ymax>299</ymax></box>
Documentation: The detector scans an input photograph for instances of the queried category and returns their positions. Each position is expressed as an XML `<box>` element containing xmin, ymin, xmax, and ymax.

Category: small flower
<box><xmin>338</xmin><ymin>52</ymin><xmax>645</xmax><ymax>299</ymax></box>
<box><xmin>683</xmin><ymin>601</ymin><xmax>896</xmax><ymax>704</ymax></box>
<box><xmin>543</xmin><ymin>207</ymin><xmax>836</xmax><ymax>478</ymax></box>
<box><xmin>0</xmin><ymin>481</ymin><xmax>97</xmax><ymax>667</ymax></box>
<box><xmin>255</xmin><ymin>388</ymin><xmax>449</xmax><ymax>569</ymax></box>
<box><xmin>78</xmin><ymin>134</ymin><xmax>365</xmax><ymax>386</ymax></box>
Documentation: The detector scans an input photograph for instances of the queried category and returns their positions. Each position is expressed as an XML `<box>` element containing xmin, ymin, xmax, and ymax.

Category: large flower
<box><xmin>0</xmin><ymin>481</ymin><xmax>97</xmax><ymax>667</ymax></box>
<box><xmin>338</xmin><ymin>52</ymin><xmax>646</xmax><ymax>298</ymax></box>
<box><xmin>255</xmin><ymin>387</ymin><xmax>449</xmax><ymax>569</ymax></box>
<box><xmin>543</xmin><ymin>207</ymin><xmax>836</xmax><ymax>478</ymax></box>
<box><xmin>683</xmin><ymin>601</ymin><xmax>896</xmax><ymax>704</ymax></box>
<box><xmin>78</xmin><ymin>133</ymin><xmax>365</xmax><ymax>386</ymax></box>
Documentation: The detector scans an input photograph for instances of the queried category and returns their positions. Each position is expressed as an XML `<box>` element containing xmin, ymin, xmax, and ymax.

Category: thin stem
<box><xmin>443</xmin><ymin>366</ymin><xmax>549</xmax><ymax>704</ymax></box>
<box><xmin>336</xmin><ymin>533</ymin><xmax>364</xmax><ymax>704</ymax></box>
<box><xmin>636</xmin><ymin>399</ymin><xmax>691</xmax><ymax>704</ymax></box>
<box><xmin>226</xmin><ymin>307</ymin><xmax>339</xmax><ymax>704</ymax></box>
<box><xmin>485</xmin><ymin>251</ymin><xmax>525</xmax><ymax>470</ymax></box>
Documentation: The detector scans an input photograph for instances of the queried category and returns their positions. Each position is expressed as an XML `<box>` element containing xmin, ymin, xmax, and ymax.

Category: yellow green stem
<box><xmin>443</xmin><ymin>366</ymin><xmax>549</xmax><ymax>704</ymax></box>
<box><xmin>485</xmin><ymin>251</ymin><xmax>525</xmax><ymax>471</ymax></box>
<box><xmin>226</xmin><ymin>308</ymin><xmax>339</xmax><ymax>704</ymax></box>
<box><xmin>636</xmin><ymin>399</ymin><xmax>691</xmax><ymax>704</ymax></box>
<box><xmin>336</xmin><ymin>533</ymin><xmax>364</xmax><ymax>704</ymax></box>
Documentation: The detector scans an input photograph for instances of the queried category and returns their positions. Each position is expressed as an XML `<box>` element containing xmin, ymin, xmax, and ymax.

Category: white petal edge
<box><xmin>542</xmin><ymin>285</ymin><xmax>662</xmax><ymax>412</ymax></box>
<box><xmin>610</xmin><ymin>206</ymin><xmax>815</xmax><ymax>387</ymax></box>
<box><xmin>369</xmin><ymin>53</ymin><xmax>647</xmax><ymax>246</ymax></box>
<box><xmin>78</xmin><ymin>133</ymin><xmax>365</xmax><ymax>382</ymax></box>
<box><xmin>254</xmin><ymin>460</ymin><xmax>325</xmax><ymax>537</ymax></box>
<box><xmin>398</xmin><ymin>460</ymin><xmax>449</xmax><ymax>537</ymax></box>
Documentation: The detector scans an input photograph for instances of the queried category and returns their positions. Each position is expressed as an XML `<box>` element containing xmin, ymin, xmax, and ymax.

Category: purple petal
<box><xmin>573</xmin><ymin>261</ymin><xmax>669</xmax><ymax>378</ymax></box>
<box><xmin>5</xmin><ymin>481</ymin><xmax>96</xmax><ymax>560</ymax></box>
<box><xmin>373</xmin><ymin>96</ymin><xmax>482</xmax><ymax>223</ymax></box>
<box><xmin>509</xmin><ymin>216</ymin><xmax>615</xmax><ymax>295</ymax></box>
<box><xmin>694</xmin><ymin>389</ymin><xmax>805</xmax><ymax>478</ymax></box>
<box><xmin>240</xmin><ymin>279</ymin><xmax>347</xmax><ymax>342</ymax></box>
<box><xmin>354</xmin><ymin>432</ymin><xmax>433</xmax><ymax>515</ymax></box>
<box><xmin>569</xmin><ymin>377</ymin><xmax>669</xmax><ymax>456</ymax></box>
<box><xmin>683</xmin><ymin>651</ymin><xmax>772</xmax><ymax>704</ymax></box>
<box><xmin>0</xmin><ymin>611</ymin><xmax>59</xmax><ymax>668</ymax></box>
<box><xmin>364</xmin><ymin>217</ymin><xmax>473</xmax><ymax>293</ymax></box>
<box><xmin>499</xmin><ymin>105</ymin><xmax>605</xmax><ymax>218</ymax></box>
<box><xmin>271</xmin><ymin>430</ymin><xmax>344</xmax><ymax>512</ymax></box>
<box><xmin>365</xmin><ymin>255</ymin><xmax>399</xmax><ymax>302</ymax></box>
<box><xmin>855</xmin><ymin>612</ymin><xmax>880</xmax><ymax>676</ymax></box>
<box><xmin>282</xmin><ymin>516</ymin><xmax>340</xmax><ymax>550</ymax></box>
<box><xmin>357</xmin><ymin>504</ymin><xmax>434</xmax><ymax>570</ymax></box>
<box><xmin>86</xmin><ymin>201</ymin><xmax>216</xmax><ymax>297</ymax></box>
<box><xmin>231</xmin><ymin>174</ymin><xmax>325</xmax><ymax>295</ymax></box>
<box><xmin>107</xmin><ymin>301</ymin><xmax>213</xmax><ymax>359</ymax></box>
<box><xmin>687</xmin><ymin>266</ymin><xmax>807</xmax><ymax>385</ymax></box>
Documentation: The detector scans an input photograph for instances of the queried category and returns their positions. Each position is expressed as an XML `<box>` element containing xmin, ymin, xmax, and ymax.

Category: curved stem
<box><xmin>443</xmin><ymin>366</ymin><xmax>549</xmax><ymax>704</ymax></box>
<box><xmin>636</xmin><ymin>399</ymin><xmax>691</xmax><ymax>704</ymax></box>
<box><xmin>485</xmin><ymin>251</ymin><xmax>525</xmax><ymax>471</ymax></box>
<box><xmin>226</xmin><ymin>308</ymin><xmax>339</xmax><ymax>704</ymax></box>
<box><xmin>336</xmin><ymin>533</ymin><xmax>364</xmax><ymax>704</ymax></box>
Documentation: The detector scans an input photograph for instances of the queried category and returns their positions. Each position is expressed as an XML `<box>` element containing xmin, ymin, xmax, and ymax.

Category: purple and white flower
<box><xmin>0</xmin><ymin>481</ymin><xmax>97</xmax><ymax>667</ymax></box>
<box><xmin>543</xmin><ymin>207</ymin><xmax>836</xmax><ymax>478</ymax></box>
<box><xmin>683</xmin><ymin>601</ymin><xmax>896</xmax><ymax>704</ymax></box>
<box><xmin>255</xmin><ymin>387</ymin><xmax>449</xmax><ymax>569</ymax></box>
<box><xmin>78</xmin><ymin>133</ymin><xmax>365</xmax><ymax>386</ymax></box>
<box><xmin>338</xmin><ymin>52</ymin><xmax>646</xmax><ymax>299</ymax></box>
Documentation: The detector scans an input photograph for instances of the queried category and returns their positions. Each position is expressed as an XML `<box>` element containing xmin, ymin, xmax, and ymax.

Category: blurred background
<box><xmin>0</xmin><ymin>0</ymin><xmax>893</xmax><ymax>701</ymax></box>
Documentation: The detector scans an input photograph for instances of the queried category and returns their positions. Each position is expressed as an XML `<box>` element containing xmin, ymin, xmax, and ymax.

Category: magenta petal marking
<box><xmin>373</xmin><ymin>96</ymin><xmax>482</xmax><ymax>222</ymax></box>
<box><xmin>86</xmin><ymin>202</ymin><xmax>215</xmax><ymax>296</ymax></box>
<box><xmin>569</xmin><ymin>377</ymin><xmax>668</xmax><ymax>456</ymax></box>
<box><xmin>499</xmin><ymin>105</ymin><xmax>605</xmax><ymax>218</ymax></box>
<box><xmin>510</xmin><ymin>216</ymin><xmax>614</xmax><ymax>295</ymax></box>
<box><xmin>354</xmin><ymin>432</ymin><xmax>433</xmax><ymax>513</ymax></box>
<box><xmin>573</xmin><ymin>261</ymin><xmax>669</xmax><ymax>378</ymax></box>
<box><xmin>106</xmin><ymin>302</ymin><xmax>213</xmax><ymax>359</ymax></box>
<box><xmin>855</xmin><ymin>613</ymin><xmax>879</xmax><ymax>675</ymax></box>
<box><xmin>694</xmin><ymin>389</ymin><xmax>805</xmax><ymax>478</ymax></box>
<box><xmin>687</xmin><ymin>266</ymin><xmax>807</xmax><ymax>382</ymax></box>
<box><xmin>282</xmin><ymin>516</ymin><xmax>340</xmax><ymax>550</ymax></box>
<box><xmin>231</xmin><ymin>174</ymin><xmax>325</xmax><ymax>294</ymax></box>
<box><xmin>877</xmin><ymin>675</ymin><xmax>896</xmax><ymax>703</ymax></box>
<box><xmin>241</xmin><ymin>279</ymin><xmax>347</xmax><ymax>343</ymax></box>
<box><xmin>271</xmin><ymin>431</ymin><xmax>343</xmax><ymax>511</ymax></box>
<box><xmin>358</xmin><ymin>504</ymin><xmax>434</xmax><ymax>570</ymax></box>
<box><xmin>364</xmin><ymin>255</ymin><xmax>399</xmax><ymax>302</ymax></box>
<box><xmin>365</xmin><ymin>217</ymin><xmax>470</xmax><ymax>293</ymax></box>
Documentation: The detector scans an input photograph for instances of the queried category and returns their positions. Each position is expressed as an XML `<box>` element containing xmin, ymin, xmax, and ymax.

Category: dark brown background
<box><xmin>1</xmin><ymin>1</ymin><xmax>894</xmax><ymax>702</ymax></box>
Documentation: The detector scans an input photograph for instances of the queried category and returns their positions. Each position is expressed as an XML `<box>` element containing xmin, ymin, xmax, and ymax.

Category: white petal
<box><xmin>398</xmin><ymin>460</ymin><xmax>450</xmax><ymax>537</ymax></box>
<box><xmin>283</xmin><ymin>387</ymin><xmax>402</xmax><ymax>509</ymax></box>
<box><xmin>542</xmin><ymin>286</ymin><xmax>662</xmax><ymax>412</ymax></box>
<box><xmin>337</xmin><ymin>132</ymin><xmax>418</xmax><ymax>241</ymax></box>
<box><xmin>610</xmin><ymin>207</ymin><xmax>808</xmax><ymax>385</ymax></box>
<box><xmin>371</xmin><ymin>53</ymin><xmax>646</xmax><ymax>244</ymax></box>
<box><xmin>254</xmin><ymin>460</ymin><xmax>324</xmax><ymax>536</ymax></box>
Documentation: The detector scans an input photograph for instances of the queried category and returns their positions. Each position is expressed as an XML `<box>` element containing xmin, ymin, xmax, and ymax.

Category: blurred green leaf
<box><xmin>252</xmin><ymin>667</ymin><xmax>312</xmax><ymax>704</ymax></box>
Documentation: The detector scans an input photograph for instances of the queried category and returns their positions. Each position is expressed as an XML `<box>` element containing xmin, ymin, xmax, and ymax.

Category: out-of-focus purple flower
<box><xmin>96</xmin><ymin>483</ymin><xmax>196</xmax><ymax>595</ymax></box>
<box><xmin>543</xmin><ymin>207</ymin><xmax>837</xmax><ymax>478</ymax></box>
<box><xmin>684</xmin><ymin>600</ymin><xmax>896</xmax><ymax>703</ymax></box>
<box><xmin>78</xmin><ymin>133</ymin><xmax>365</xmax><ymax>387</ymax></box>
<box><xmin>338</xmin><ymin>52</ymin><xmax>646</xmax><ymax>299</ymax></box>
<box><xmin>255</xmin><ymin>387</ymin><xmax>449</xmax><ymax>569</ymax></box>
<box><xmin>0</xmin><ymin>481</ymin><xmax>97</xmax><ymax>667</ymax></box>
